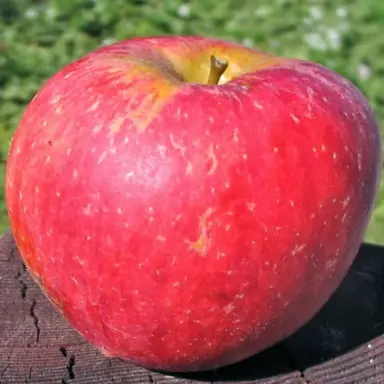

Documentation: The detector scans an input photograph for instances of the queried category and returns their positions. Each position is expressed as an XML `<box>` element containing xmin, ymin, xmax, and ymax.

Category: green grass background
<box><xmin>1</xmin><ymin>0</ymin><xmax>383</xmax><ymax>244</ymax></box>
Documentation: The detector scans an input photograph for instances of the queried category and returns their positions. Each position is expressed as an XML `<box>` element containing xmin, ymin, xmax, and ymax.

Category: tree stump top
<box><xmin>1</xmin><ymin>230</ymin><xmax>384</xmax><ymax>383</ymax></box>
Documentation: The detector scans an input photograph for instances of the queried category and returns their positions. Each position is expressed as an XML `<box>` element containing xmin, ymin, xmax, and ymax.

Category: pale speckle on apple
<box><xmin>72</xmin><ymin>169</ymin><xmax>79</xmax><ymax>179</ymax></box>
<box><xmin>92</xmin><ymin>124</ymin><xmax>102</xmax><ymax>134</ymax></box>
<box><xmin>233</xmin><ymin>129</ymin><xmax>239</xmax><ymax>143</ymax></box>
<box><xmin>124</xmin><ymin>171</ymin><xmax>134</xmax><ymax>180</ymax></box>
<box><xmin>253</xmin><ymin>101</ymin><xmax>263</xmax><ymax>110</ymax></box>
<box><xmin>321</xmin><ymin>145</ymin><xmax>326</xmax><ymax>151</ymax></box>
<box><xmin>357</xmin><ymin>152</ymin><xmax>362</xmax><ymax>170</ymax></box>
<box><xmin>56</xmin><ymin>191</ymin><xmax>61</xmax><ymax>197</ymax></box>
<box><xmin>74</xmin><ymin>254</ymin><xmax>85</xmax><ymax>266</ymax></box>
<box><xmin>88</xmin><ymin>100</ymin><xmax>101</xmax><ymax>112</ymax></box>
<box><xmin>325</xmin><ymin>259</ymin><xmax>337</xmax><ymax>271</ymax></box>
<box><xmin>50</xmin><ymin>94</ymin><xmax>62</xmax><ymax>104</ymax></box>
<box><xmin>123</xmin><ymin>137</ymin><xmax>129</xmax><ymax>144</ymax></box>
<box><xmin>292</xmin><ymin>244</ymin><xmax>306</xmax><ymax>256</ymax></box>
<box><xmin>97</xmin><ymin>151</ymin><xmax>108</xmax><ymax>165</ymax></box>
<box><xmin>31</xmin><ymin>141</ymin><xmax>36</xmax><ymax>149</ymax></box>
<box><xmin>273</xmin><ymin>147</ymin><xmax>279</xmax><ymax>153</ymax></box>
<box><xmin>82</xmin><ymin>203</ymin><xmax>93</xmax><ymax>216</ymax></box>
<box><xmin>66</xmin><ymin>148</ymin><xmax>72</xmax><ymax>156</ymax></box>
<box><xmin>307</xmin><ymin>86</ymin><xmax>315</xmax><ymax>100</ymax></box>
<box><xmin>156</xmin><ymin>235</ymin><xmax>166</xmax><ymax>242</ymax></box>
<box><xmin>185</xmin><ymin>160</ymin><xmax>193</xmax><ymax>175</ymax></box>
<box><xmin>14</xmin><ymin>146</ymin><xmax>21</xmax><ymax>155</ymax></box>
<box><xmin>223</xmin><ymin>303</ymin><xmax>235</xmax><ymax>314</ymax></box>
<box><xmin>55</xmin><ymin>106</ymin><xmax>63</xmax><ymax>114</ymax></box>
<box><xmin>169</xmin><ymin>133</ymin><xmax>186</xmax><ymax>154</ymax></box>
<box><xmin>247</xmin><ymin>202</ymin><xmax>256</xmax><ymax>212</ymax></box>
<box><xmin>207</xmin><ymin>143</ymin><xmax>218</xmax><ymax>175</ymax></box>
<box><xmin>342</xmin><ymin>196</ymin><xmax>351</xmax><ymax>208</ymax></box>
<box><xmin>19</xmin><ymin>191</ymin><xmax>23</xmax><ymax>201</ymax></box>
<box><xmin>187</xmin><ymin>207</ymin><xmax>214</xmax><ymax>256</ymax></box>
<box><xmin>289</xmin><ymin>200</ymin><xmax>295</xmax><ymax>207</ymax></box>
<box><xmin>156</xmin><ymin>145</ymin><xmax>167</xmax><ymax>158</ymax></box>
<box><xmin>116</xmin><ymin>207</ymin><xmax>123</xmax><ymax>215</ymax></box>
<box><xmin>173</xmin><ymin>282</ymin><xmax>180</xmax><ymax>287</ymax></box>
<box><xmin>290</xmin><ymin>113</ymin><xmax>300</xmax><ymax>123</ymax></box>
<box><xmin>312</xmin><ymin>147</ymin><xmax>317</xmax><ymax>153</ymax></box>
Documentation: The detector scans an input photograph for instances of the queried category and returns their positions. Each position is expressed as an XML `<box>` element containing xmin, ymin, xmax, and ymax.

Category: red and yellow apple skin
<box><xmin>5</xmin><ymin>36</ymin><xmax>381</xmax><ymax>372</ymax></box>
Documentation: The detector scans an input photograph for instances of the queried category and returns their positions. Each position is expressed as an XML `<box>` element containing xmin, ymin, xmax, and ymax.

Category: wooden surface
<box><xmin>1</xmin><ymin>230</ymin><xmax>384</xmax><ymax>383</ymax></box>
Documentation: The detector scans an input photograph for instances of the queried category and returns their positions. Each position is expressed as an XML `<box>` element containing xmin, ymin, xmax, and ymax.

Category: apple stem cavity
<box><xmin>207</xmin><ymin>55</ymin><xmax>228</xmax><ymax>85</ymax></box>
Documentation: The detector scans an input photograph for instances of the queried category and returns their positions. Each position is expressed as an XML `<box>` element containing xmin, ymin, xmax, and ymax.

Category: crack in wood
<box><xmin>0</xmin><ymin>362</ymin><xmax>11</xmax><ymax>379</ymax></box>
<box><xmin>66</xmin><ymin>354</ymin><xmax>76</xmax><ymax>380</ymax></box>
<box><xmin>24</xmin><ymin>367</ymin><xmax>32</xmax><ymax>383</ymax></box>
<box><xmin>61</xmin><ymin>353</ymin><xmax>76</xmax><ymax>383</ymax></box>
<box><xmin>60</xmin><ymin>347</ymin><xmax>68</xmax><ymax>358</ymax></box>
<box><xmin>29</xmin><ymin>299</ymin><xmax>40</xmax><ymax>343</ymax></box>
<box><xmin>0</xmin><ymin>349</ymin><xmax>13</xmax><ymax>379</ymax></box>
<box><xmin>14</xmin><ymin>267</ymin><xmax>27</xmax><ymax>299</ymax></box>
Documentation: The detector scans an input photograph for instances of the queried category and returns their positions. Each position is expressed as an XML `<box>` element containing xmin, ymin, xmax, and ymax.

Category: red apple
<box><xmin>5</xmin><ymin>35</ymin><xmax>381</xmax><ymax>372</ymax></box>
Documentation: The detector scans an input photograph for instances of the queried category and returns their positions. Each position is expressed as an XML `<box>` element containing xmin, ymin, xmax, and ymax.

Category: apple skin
<box><xmin>5</xmin><ymin>35</ymin><xmax>381</xmax><ymax>372</ymax></box>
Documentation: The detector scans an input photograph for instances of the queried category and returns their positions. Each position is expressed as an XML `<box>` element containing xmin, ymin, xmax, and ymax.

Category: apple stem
<box><xmin>207</xmin><ymin>55</ymin><xmax>228</xmax><ymax>85</ymax></box>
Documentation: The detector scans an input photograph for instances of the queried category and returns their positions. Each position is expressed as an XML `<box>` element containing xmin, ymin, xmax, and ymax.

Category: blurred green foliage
<box><xmin>0</xmin><ymin>0</ymin><xmax>383</xmax><ymax>244</ymax></box>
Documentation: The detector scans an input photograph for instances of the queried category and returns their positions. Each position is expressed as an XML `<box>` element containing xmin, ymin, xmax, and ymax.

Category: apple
<box><xmin>5</xmin><ymin>35</ymin><xmax>381</xmax><ymax>372</ymax></box>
